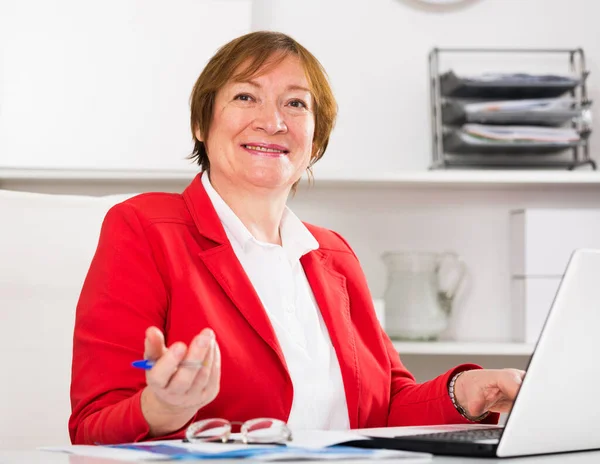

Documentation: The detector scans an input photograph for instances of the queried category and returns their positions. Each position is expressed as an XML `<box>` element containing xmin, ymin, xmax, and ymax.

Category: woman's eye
<box><xmin>234</xmin><ymin>94</ymin><xmax>254</xmax><ymax>102</ymax></box>
<box><xmin>289</xmin><ymin>99</ymin><xmax>307</xmax><ymax>109</ymax></box>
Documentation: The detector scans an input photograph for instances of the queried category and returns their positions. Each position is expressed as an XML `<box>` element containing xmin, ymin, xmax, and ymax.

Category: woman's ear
<box><xmin>194</xmin><ymin>124</ymin><xmax>204</xmax><ymax>142</ymax></box>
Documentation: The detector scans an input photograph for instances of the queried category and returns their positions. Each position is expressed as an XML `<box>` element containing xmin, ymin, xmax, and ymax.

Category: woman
<box><xmin>69</xmin><ymin>31</ymin><xmax>524</xmax><ymax>445</ymax></box>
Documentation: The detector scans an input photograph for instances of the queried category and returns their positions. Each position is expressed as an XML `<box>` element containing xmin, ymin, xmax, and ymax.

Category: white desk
<box><xmin>3</xmin><ymin>449</ymin><xmax>600</xmax><ymax>463</ymax></box>
<box><xmin>2</xmin><ymin>425</ymin><xmax>600</xmax><ymax>464</ymax></box>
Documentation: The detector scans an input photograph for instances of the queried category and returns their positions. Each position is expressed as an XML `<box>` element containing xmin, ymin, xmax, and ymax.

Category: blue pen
<box><xmin>132</xmin><ymin>359</ymin><xmax>205</xmax><ymax>370</ymax></box>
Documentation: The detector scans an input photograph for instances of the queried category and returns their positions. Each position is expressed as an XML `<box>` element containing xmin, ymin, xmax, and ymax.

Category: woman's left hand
<box><xmin>454</xmin><ymin>369</ymin><xmax>526</xmax><ymax>418</ymax></box>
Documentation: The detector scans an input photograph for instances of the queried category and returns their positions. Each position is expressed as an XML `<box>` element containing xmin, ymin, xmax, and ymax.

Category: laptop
<box><xmin>362</xmin><ymin>248</ymin><xmax>600</xmax><ymax>458</ymax></box>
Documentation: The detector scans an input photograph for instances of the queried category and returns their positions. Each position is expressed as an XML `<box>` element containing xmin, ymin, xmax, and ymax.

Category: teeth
<box><xmin>245</xmin><ymin>144</ymin><xmax>285</xmax><ymax>153</ymax></box>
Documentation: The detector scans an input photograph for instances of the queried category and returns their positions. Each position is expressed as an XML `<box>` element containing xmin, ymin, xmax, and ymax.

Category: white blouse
<box><xmin>202</xmin><ymin>174</ymin><xmax>350</xmax><ymax>430</ymax></box>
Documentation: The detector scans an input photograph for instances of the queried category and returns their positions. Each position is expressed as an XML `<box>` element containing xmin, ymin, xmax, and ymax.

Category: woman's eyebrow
<box><xmin>233</xmin><ymin>80</ymin><xmax>310</xmax><ymax>94</ymax></box>
<box><xmin>286</xmin><ymin>85</ymin><xmax>311</xmax><ymax>94</ymax></box>
<box><xmin>233</xmin><ymin>79</ymin><xmax>261</xmax><ymax>88</ymax></box>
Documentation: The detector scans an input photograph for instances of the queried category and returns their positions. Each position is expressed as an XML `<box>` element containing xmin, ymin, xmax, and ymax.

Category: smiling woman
<box><xmin>69</xmin><ymin>31</ymin><xmax>523</xmax><ymax>446</ymax></box>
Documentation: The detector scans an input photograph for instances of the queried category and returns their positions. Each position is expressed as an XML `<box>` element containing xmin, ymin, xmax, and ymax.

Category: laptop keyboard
<box><xmin>404</xmin><ymin>427</ymin><xmax>503</xmax><ymax>443</ymax></box>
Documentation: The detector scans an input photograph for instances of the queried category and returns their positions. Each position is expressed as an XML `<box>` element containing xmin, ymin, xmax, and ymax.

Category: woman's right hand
<box><xmin>140</xmin><ymin>326</ymin><xmax>221</xmax><ymax>437</ymax></box>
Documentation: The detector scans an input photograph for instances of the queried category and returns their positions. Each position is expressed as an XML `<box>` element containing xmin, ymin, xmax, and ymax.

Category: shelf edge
<box><xmin>392</xmin><ymin>341</ymin><xmax>535</xmax><ymax>356</ymax></box>
<box><xmin>2</xmin><ymin>168</ymin><xmax>600</xmax><ymax>186</ymax></box>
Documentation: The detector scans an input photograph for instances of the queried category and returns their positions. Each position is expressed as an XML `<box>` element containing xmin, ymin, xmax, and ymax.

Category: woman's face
<box><xmin>200</xmin><ymin>54</ymin><xmax>315</xmax><ymax>193</ymax></box>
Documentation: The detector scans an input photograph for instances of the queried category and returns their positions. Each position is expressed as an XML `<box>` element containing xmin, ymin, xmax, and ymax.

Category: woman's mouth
<box><xmin>242</xmin><ymin>144</ymin><xmax>289</xmax><ymax>157</ymax></box>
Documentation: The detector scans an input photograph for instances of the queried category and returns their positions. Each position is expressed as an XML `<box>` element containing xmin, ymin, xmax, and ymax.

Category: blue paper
<box><xmin>108</xmin><ymin>443</ymin><xmax>384</xmax><ymax>460</ymax></box>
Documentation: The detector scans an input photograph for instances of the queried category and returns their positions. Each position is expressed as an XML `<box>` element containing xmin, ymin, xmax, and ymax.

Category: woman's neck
<box><xmin>208</xmin><ymin>172</ymin><xmax>289</xmax><ymax>246</ymax></box>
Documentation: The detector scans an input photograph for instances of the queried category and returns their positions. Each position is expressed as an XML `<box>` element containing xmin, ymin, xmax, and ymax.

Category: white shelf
<box><xmin>1</xmin><ymin>167</ymin><xmax>600</xmax><ymax>187</ymax></box>
<box><xmin>310</xmin><ymin>170</ymin><xmax>600</xmax><ymax>188</ymax></box>
<box><xmin>392</xmin><ymin>341</ymin><xmax>534</xmax><ymax>356</ymax></box>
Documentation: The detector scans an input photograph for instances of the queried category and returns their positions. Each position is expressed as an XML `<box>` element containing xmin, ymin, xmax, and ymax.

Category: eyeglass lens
<box><xmin>185</xmin><ymin>417</ymin><xmax>292</xmax><ymax>444</ymax></box>
<box><xmin>242</xmin><ymin>418</ymin><xmax>292</xmax><ymax>443</ymax></box>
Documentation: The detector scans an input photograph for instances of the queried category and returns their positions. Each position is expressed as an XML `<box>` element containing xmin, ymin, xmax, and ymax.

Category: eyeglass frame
<box><xmin>184</xmin><ymin>417</ymin><xmax>293</xmax><ymax>445</ymax></box>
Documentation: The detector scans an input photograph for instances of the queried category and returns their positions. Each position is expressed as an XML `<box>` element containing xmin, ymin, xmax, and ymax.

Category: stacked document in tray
<box><xmin>443</xmin><ymin>123</ymin><xmax>583</xmax><ymax>155</ymax></box>
<box><xmin>464</xmin><ymin>98</ymin><xmax>579</xmax><ymax>114</ymax></box>
<box><xmin>441</xmin><ymin>98</ymin><xmax>590</xmax><ymax>127</ymax></box>
<box><xmin>438</xmin><ymin>68</ymin><xmax>591</xmax><ymax>161</ymax></box>
<box><xmin>462</xmin><ymin>124</ymin><xmax>580</xmax><ymax>143</ymax></box>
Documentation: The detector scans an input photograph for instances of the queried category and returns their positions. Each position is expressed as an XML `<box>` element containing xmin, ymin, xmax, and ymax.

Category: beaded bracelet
<box><xmin>448</xmin><ymin>371</ymin><xmax>490</xmax><ymax>422</ymax></box>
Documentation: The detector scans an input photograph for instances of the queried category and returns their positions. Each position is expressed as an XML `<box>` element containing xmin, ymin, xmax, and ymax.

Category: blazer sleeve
<box><xmin>69</xmin><ymin>202</ymin><xmax>179</xmax><ymax>444</ymax></box>
<box><xmin>382</xmin><ymin>331</ymin><xmax>500</xmax><ymax>426</ymax></box>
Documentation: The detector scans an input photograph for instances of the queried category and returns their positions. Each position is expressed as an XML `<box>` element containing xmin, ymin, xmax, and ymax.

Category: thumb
<box><xmin>144</xmin><ymin>326</ymin><xmax>167</xmax><ymax>361</ymax></box>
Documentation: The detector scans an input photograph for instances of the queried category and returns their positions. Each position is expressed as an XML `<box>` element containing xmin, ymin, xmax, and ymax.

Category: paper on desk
<box><xmin>41</xmin><ymin>444</ymin><xmax>163</xmax><ymax>461</ymax></box>
<box><xmin>41</xmin><ymin>430</ymin><xmax>431</xmax><ymax>461</ymax></box>
<box><xmin>284</xmin><ymin>429</ymin><xmax>369</xmax><ymax>448</ymax></box>
<box><xmin>41</xmin><ymin>444</ymin><xmax>430</xmax><ymax>462</ymax></box>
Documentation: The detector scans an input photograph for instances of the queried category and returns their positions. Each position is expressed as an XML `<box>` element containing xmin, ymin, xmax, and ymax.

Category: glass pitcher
<box><xmin>382</xmin><ymin>251</ymin><xmax>466</xmax><ymax>341</ymax></box>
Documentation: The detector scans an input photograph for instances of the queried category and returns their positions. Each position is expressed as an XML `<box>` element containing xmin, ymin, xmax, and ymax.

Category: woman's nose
<box><xmin>252</xmin><ymin>102</ymin><xmax>287</xmax><ymax>135</ymax></box>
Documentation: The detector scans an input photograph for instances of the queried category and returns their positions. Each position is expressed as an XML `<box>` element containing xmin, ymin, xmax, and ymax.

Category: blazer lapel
<box><xmin>182</xmin><ymin>174</ymin><xmax>286</xmax><ymax>368</ymax></box>
<box><xmin>301</xmin><ymin>250</ymin><xmax>360</xmax><ymax>429</ymax></box>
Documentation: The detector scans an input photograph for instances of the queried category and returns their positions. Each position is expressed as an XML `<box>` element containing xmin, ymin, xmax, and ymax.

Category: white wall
<box><xmin>252</xmin><ymin>0</ymin><xmax>600</xmax><ymax>173</ymax></box>
<box><xmin>0</xmin><ymin>0</ymin><xmax>251</xmax><ymax>171</ymax></box>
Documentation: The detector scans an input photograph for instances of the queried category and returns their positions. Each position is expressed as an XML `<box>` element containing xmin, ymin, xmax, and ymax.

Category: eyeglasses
<box><xmin>185</xmin><ymin>418</ymin><xmax>293</xmax><ymax>445</ymax></box>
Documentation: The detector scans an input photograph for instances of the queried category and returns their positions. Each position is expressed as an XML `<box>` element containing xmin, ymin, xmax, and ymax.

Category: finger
<box><xmin>499</xmin><ymin>369</ymin><xmax>523</xmax><ymax>400</ymax></box>
<box><xmin>187</xmin><ymin>337</ymin><xmax>218</xmax><ymax>396</ymax></box>
<box><xmin>488</xmin><ymin>399</ymin><xmax>514</xmax><ymax>414</ymax></box>
<box><xmin>165</xmin><ymin>329</ymin><xmax>215</xmax><ymax>395</ymax></box>
<box><xmin>144</xmin><ymin>326</ymin><xmax>167</xmax><ymax>361</ymax></box>
<box><xmin>201</xmin><ymin>341</ymin><xmax>222</xmax><ymax>403</ymax></box>
<box><xmin>146</xmin><ymin>342</ymin><xmax>187</xmax><ymax>389</ymax></box>
<box><xmin>507</xmin><ymin>368</ymin><xmax>525</xmax><ymax>385</ymax></box>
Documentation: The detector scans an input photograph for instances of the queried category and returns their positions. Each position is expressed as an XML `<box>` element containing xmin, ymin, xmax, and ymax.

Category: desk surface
<box><xmin>3</xmin><ymin>425</ymin><xmax>600</xmax><ymax>464</ymax></box>
<box><xmin>3</xmin><ymin>449</ymin><xmax>600</xmax><ymax>464</ymax></box>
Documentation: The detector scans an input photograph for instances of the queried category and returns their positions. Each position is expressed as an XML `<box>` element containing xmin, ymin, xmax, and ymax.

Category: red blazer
<box><xmin>69</xmin><ymin>173</ymin><xmax>497</xmax><ymax>445</ymax></box>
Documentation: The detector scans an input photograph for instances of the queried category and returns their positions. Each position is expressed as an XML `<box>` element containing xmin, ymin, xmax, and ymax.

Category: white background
<box><xmin>0</xmin><ymin>0</ymin><xmax>251</xmax><ymax>171</ymax></box>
